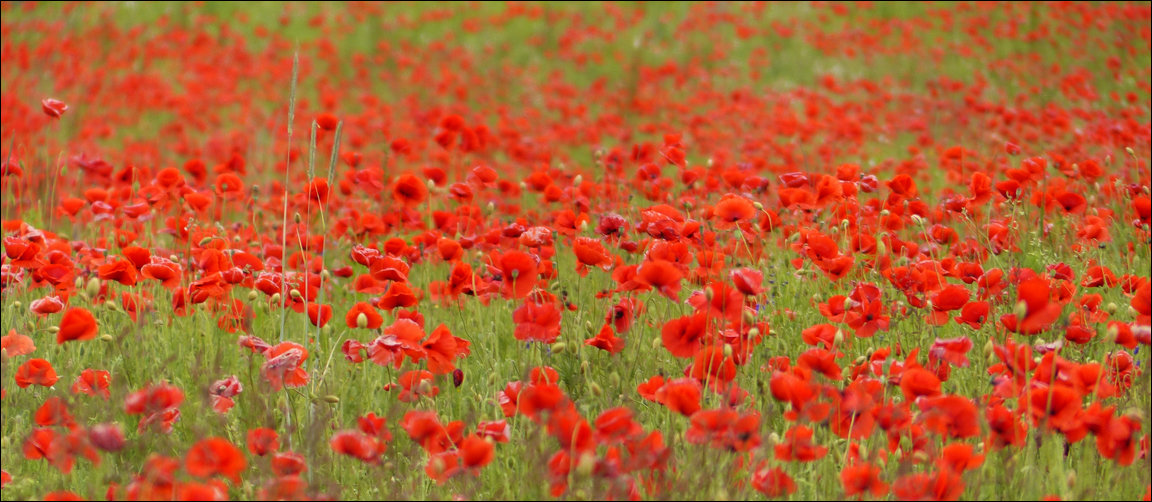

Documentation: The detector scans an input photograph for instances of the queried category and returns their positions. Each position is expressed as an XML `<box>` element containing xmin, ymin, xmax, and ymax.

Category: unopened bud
<box><xmin>356</xmin><ymin>313</ymin><xmax>368</xmax><ymax>329</ymax></box>
<box><xmin>834</xmin><ymin>330</ymin><xmax>845</xmax><ymax>346</ymax></box>
<box><xmin>323</xmin><ymin>395</ymin><xmax>340</xmax><ymax>404</ymax></box>
<box><xmin>742</xmin><ymin>309</ymin><xmax>755</xmax><ymax>326</ymax></box>
<box><xmin>576</xmin><ymin>453</ymin><xmax>596</xmax><ymax>477</ymax></box>
<box><xmin>753</xmin><ymin>201</ymin><xmax>764</xmax><ymax>211</ymax></box>
<box><xmin>86</xmin><ymin>277</ymin><xmax>101</xmax><ymax>298</ymax></box>
<box><xmin>290</xmin><ymin>289</ymin><xmax>303</xmax><ymax>301</ymax></box>
<box><xmin>588</xmin><ymin>381</ymin><xmax>603</xmax><ymax>396</ymax></box>
<box><xmin>551</xmin><ymin>342</ymin><xmax>567</xmax><ymax>354</ymax></box>
<box><xmin>271</xmin><ymin>293</ymin><xmax>282</xmax><ymax>305</ymax></box>
<box><xmin>100</xmin><ymin>334</ymin><xmax>114</xmax><ymax>342</ymax></box>
<box><xmin>983</xmin><ymin>339</ymin><xmax>995</xmax><ymax>358</ymax></box>
<box><xmin>1104</xmin><ymin>325</ymin><xmax>1119</xmax><ymax>344</ymax></box>
<box><xmin>748</xmin><ymin>327</ymin><xmax>761</xmax><ymax>339</ymax></box>
<box><xmin>609</xmin><ymin>371</ymin><xmax>620</xmax><ymax>389</ymax></box>
<box><xmin>247</xmin><ymin>290</ymin><xmax>258</xmax><ymax>302</ymax></box>
<box><xmin>1104</xmin><ymin>302</ymin><xmax>1118</xmax><ymax>315</ymax></box>
<box><xmin>294</xmin><ymin>212</ymin><xmax>302</xmax><ymax>223</ymax></box>
<box><xmin>723</xmin><ymin>344</ymin><xmax>734</xmax><ymax>357</ymax></box>
<box><xmin>572</xmin><ymin>175</ymin><xmax>583</xmax><ymax>187</ymax></box>
<box><xmin>198</xmin><ymin>236</ymin><xmax>214</xmax><ymax>246</ymax></box>
<box><xmin>1013</xmin><ymin>300</ymin><xmax>1028</xmax><ymax>319</ymax></box>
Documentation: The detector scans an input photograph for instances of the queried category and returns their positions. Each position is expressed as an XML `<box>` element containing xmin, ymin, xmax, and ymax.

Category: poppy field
<box><xmin>2</xmin><ymin>2</ymin><xmax>1151</xmax><ymax>500</ymax></box>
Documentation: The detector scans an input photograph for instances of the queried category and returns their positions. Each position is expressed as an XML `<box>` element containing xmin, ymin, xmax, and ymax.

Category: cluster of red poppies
<box><xmin>2</xmin><ymin>2</ymin><xmax>1150</xmax><ymax>500</ymax></box>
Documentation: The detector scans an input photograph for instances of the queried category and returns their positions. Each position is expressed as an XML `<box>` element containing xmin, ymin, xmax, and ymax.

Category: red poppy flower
<box><xmin>841</xmin><ymin>462</ymin><xmax>888</xmax><ymax>498</ymax></box>
<box><xmin>42</xmin><ymin>98</ymin><xmax>68</xmax><ymax>118</ymax></box>
<box><xmin>513</xmin><ymin>300</ymin><xmax>561</xmax><ymax>344</ymax></box>
<box><xmin>637</xmin><ymin>260</ymin><xmax>683</xmax><ymax>300</ymax></box>
<box><xmin>72</xmin><ymin>369</ymin><xmax>112</xmax><ymax>399</ymax></box>
<box><xmin>1000</xmin><ymin>277</ymin><xmax>1064</xmax><ymax>335</ymax></box>
<box><xmin>15</xmin><ymin>358</ymin><xmax>59</xmax><ymax>388</ymax></box>
<box><xmin>752</xmin><ymin>464</ymin><xmax>797</xmax><ymax>497</ymax></box>
<box><xmin>1</xmin><ymin>329</ymin><xmax>36</xmax><ymax>357</ymax></box>
<box><xmin>57</xmin><ymin>307</ymin><xmax>99</xmax><ymax>344</ymax></box>
<box><xmin>185</xmin><ymin>437</ymin><xmax>246</xmax><ymax>483</ymax></box>
<box><xmin>392</xmin><ymin>173</ymin><xmax>428</xmax><ymax>206</ymax></box>
<box><xmin>247</xmin><ymin>428</ymin><xmax>280</xmax><ymax>457</ymax></box>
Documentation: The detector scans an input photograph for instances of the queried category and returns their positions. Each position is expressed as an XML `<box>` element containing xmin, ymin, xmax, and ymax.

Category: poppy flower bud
<box><xmin>651</xmin><ymin>337</ymin><xmax>661</xmax><ymax>350</ymax></box>
<box><xmin>576</xmin><ymin>453</ymin><xmax>596</xmax><ymax>477</ymax></box>
<box><xmin>198</xmin><ymin>236</ymin><xmax>213</xmax><ymax>247</ymax></box>
<box><xmin>840</xmin><ymin>219</ymin><xmax>850</xmax><ymax>229</ymax></box>
<box><xmin>1104</xmin><ymin>325</ymin><xmax>1119</xmax><ymax>343</ymax></box>
<box><xmin>723</xmin><ymin>344</ymin><xmax>734</xmax><ymax>357</ymax></box>
<box><xmin>880</xmin><ymin>209</ymin><xmax>890</xmax><ymax>217</ymax></box>
<box><xmin>551</xmin><ymin>342</ymin><xmax>566</xmax><ymax>354</ymax></box>
<box><xmin>899</xmin><ymin>436</ymin><xmax>913</xmax><ymax>452</ymax></box>
<box><xmin>486</xmin><ymin>373</ymin><xmax>497</xmax><ymax>387</ymax></box>
<box><xmin>49</xmin><ymin>326</ymin><xmax>60</xmax><ymax>334</ymax></box>
<box><xmin>86</xmin><ymin>277</ymin><xmax>101</xmax><ymax>298</ymax></box>
<box><xmin>753</xmin><ymin>201</ymin><xmax>764</xmax><ymax>211</ymax></box>
<box><xmin>323</xmin><ymin>395</ymin><xmax>340</xmax><ymax>404</ymax></box>
<box><xmin>12</xmin><ymin>301</ymin><xmax>20</xmax><ymax>310</ymax></box>
<box><xmin>579</xmin><ymin>220</ymin><xmax>588</xmax><ymax>233</ymax></box>
<box><xmin>580</xmin><ymin>361</ymin><xmax>590</xmax><ymax>375</ymax></box>
<box><xmin>834</xmin><ymin>330</ymin><xmax>845</xmax><ymax>346</ymax></box>
<box><xmin>294</xmin><ymin>212</ymin><xmax>302</xmax><ymax>223</ymax></box>
<box><xmin>322</xmin><ymin>324</ymin><xmax>333</xmax><ymax>336</ymax></box>
<box><xmin>876</xmin><ymin>240</ymin><xmax>888</xmax><ymax>256</ymax></box>
<box><xmin>100</xmin><ymin>334</ymin><xmax>114</xmax><ymax>342</ymax></box>
<box><xmin>748</xmin><ymin>327</ymin><xmax>760</xmax><ymax>339</ymax></box>
<box><xmin>75</xmin><ymin>276</ymin><xmax>85</xmax><ymax>290</ymax></box>
<box><xmin>1104</xmin><ymin>302</ymin><xmax>1118</xmax><ymax>315</ymax></box>
<box><xmin>169</xmin><ymin>254</ymin><xmax>179</xmax><ymax>262</ymax></box>
<box><xmin>247</xmin><ymin>290</ymin><xmax>258</xmax><ymax>302</ymax></box>
<box><xmin>290</xmin><ymin>289</ymin><xmax>303</xmax><ymax>301</ymax></box>
<box><xmin>608</xmin><ymin>371</ymin><xmax>620</xmax><ymax>388</ymax></box>
<box><xmin>356</xmin><ymin>313</ymin><xmax>368</xmax><ymax>329</ymax></box>
<box><xmin>854</xmin><ymin>355</ymin><xmax>867</xmax><ymax>365</ymax></box>
<box><xmin>271</xmin><ymin>293</ymin><xmax>281</xmax><ymax>305</ymax></box>
<box><xmin>768</xmin><ymin>432</ymin><xmax>781</xmax><ymax>444</ymax></box>
<box><xmin>983</xmin><ymin>339</ymin><xmax>995</xmax><ymax>358</ymax></box>
<box><xmin>588</xmin><ymin>381</ymin><xmax>602</xmax><ymax>396</ymax></box>
<box><xmin>486</xmin><ymin>201</ymin><xmax>495</xmax><ymax>212</ymax></box>
<box><xmin>452</xmin><ymin>368</ymin><xmax>464</xmax><ymax>387</ymax></box>
<box><xmin>911</xmin><ymin>214</ymin><xmax>925</xmax><ymax>226</ymax></box>
<box><xmin>573</xmin><ymin>175</ymin><xmax>583</xmax><ymax>187</ymax></box>
<box><xmin>1013</xmin><ymin>300</ymin><xmax>1028</xmax><ymax>319</ymax></box>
